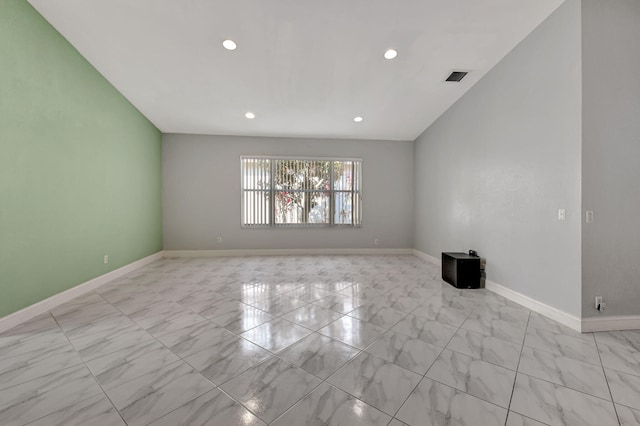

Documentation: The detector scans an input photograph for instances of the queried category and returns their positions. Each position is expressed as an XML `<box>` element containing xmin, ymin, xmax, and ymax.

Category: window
<box><xmin>241</xmin><ymin>156</ymin><xmax>362</xmax><ymax>227</ymax></box>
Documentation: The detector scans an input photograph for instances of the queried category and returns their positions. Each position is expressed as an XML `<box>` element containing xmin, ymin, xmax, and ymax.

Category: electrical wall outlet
<box><xmin>217</xmin><ymin>236</ymin><xmax>223</xmax><ymax>244</ymax></box>
<box><xmin>558</xmin><ymin>209</ymin><xmax>566</xmax><ymax>221</ymax></box>
<box><xmin>374</xmin><ymin>239</ymin><xmax>379</xmax><ymax>246</ymax></box>
<box><xmin>103</xmin><ymin>255</ymin><xmax>109</xmax><ymax>264</ymax></box>
<box><xmin>595</xmin><ymin>296</ymin><xmax>603</xmax><ymax>310</ymax></box>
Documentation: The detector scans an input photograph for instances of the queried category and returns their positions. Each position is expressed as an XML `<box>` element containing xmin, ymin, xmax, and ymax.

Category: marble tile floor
<box><xmin>1</xmin><ymin>255</ymin><xmax>639</xmax><ymax>425</ymax></box>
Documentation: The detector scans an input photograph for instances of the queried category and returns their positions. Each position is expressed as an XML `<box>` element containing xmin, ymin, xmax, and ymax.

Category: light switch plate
<box><xmin>586</xmin><ymin>211</ymin><xmax>594</xmax><ymax>223</ymax></box>
<box><xmin>558</xmin><ymin>209</ymin><xmax>566</xmax><ymax>221</ymax></box>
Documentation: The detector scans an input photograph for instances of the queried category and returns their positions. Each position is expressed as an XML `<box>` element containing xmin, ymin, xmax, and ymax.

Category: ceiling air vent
<box><xmin>445</xmin><ymin>71</ymin><xmax>468</xmax><ymax>82</ymax></box>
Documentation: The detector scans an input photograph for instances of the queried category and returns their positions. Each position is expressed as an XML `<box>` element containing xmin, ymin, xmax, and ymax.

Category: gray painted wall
<box><xmin>163</xmin><ymin>134</ymin><xmax>414</xmax><ymax>250</ymax></box>
<box><xmin>413</xmin><ymin>0</ymin><xmax>583</xmax><ymax>316</ymax></box>
<box><xmin>582</xmin><ymin>0</ymin><xmax>640</xmax><ymax>317</ymax></box>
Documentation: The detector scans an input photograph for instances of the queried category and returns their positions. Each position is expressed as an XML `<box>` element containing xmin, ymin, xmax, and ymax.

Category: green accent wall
<box><xmin>0</xmin><ymin>0</ymin><xmax>162</xmax><ymax>317</ymax></box>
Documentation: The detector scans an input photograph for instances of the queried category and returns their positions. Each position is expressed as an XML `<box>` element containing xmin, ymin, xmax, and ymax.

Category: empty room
<box><xmin>1</xmin><ymin>0</ymin><xmax>640</xmax><ymax>425</ymax></box>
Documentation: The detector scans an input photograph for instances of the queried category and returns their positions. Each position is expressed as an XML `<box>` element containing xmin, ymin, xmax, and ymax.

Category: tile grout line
<box><xmin>510</xmin><ymin>369</ymin><xmax>623</xmax><ymax>403</ymax></box>
<box><xmin>104</xmin><ymin>274</ymin><xmax>319</xmax><ymax>425</ymax></box>
<box><xmin>239</xmin><ymin>300</ymin><xmax>386</xmax><ymax>423</ymax></box>
<box><xmin>93</xmin><ymin>291</ymin><xmax>225</xmax><ymax>425</ymax></box>
<box><xmin>502</xmin><ymin>316</ymin><xmax>622</xmax><ymax>423</ymax></box>
<box><xmin>268</xmin><ymin>295</ymin><xmax>410</xmax><ymax>424</ymax></box>
<box><xmin>266</xmin><ymin>281</ymin><xmax>437</xmax><ymax>425</ymax></box>
<box><xmin>383</xmin><ymin>288</ymin><xmax>452</xmax><ymax>425</ymax></box>
<box><xmin>388</xmin><ymin>292</ymin><xmax>475</xmax><ymax>424</ymax></box>
<box><xmin>425</xmin><ymin>302</ymin><xmax>526</xmax><ymax>368</ymax></box>
<box><xmin>47</xmin><ymin>309</ymin><xmax>129</xmax><ymax>426</ymax></box>
<box><xmin>229</xmin><ymin>260</ymin><xmax>568</xmax><ymax>420</ymax></box>
<box><xmin>268</xmin><ymin>303</ymin><xmax>409</xmax><ymax>423</ymax></box>
<box><xmin>521</xmin><ymin>325</ymin><xmax>604</xmax><ymax>367</ymax></box>
<box><xmin>592</xmin><ymin>334</ymin><xmax>623</xmax><ymax>426</ymax></box>
<box><xmin>137</xmin><ymin>289</ymin><xmax>354</xmax><ymax>424</ymax></box>
<box><xmin>220</xmin><ymin>257</ymin><xmax>460</xmax><ymax>423</ymax></box>
<box><xmin>503</xmin><ymin>309</ymin><xmax>531</xmax><ymax>425</ymax></box>
<box><xmin>145</xmin><ymin>279</ymin><xmax>374</xmax><ymax>425</ymax></box>
<box><xmin>8</xmin><ymin>256</ymin><xmax>606</xmax><ymax>426</ymax></box>
<box><xmin>345</xmin><ymin>287</ymin><xmax>516</xmax><ymax>423</ymax></box>
<box><xmin>151</xmin><ymin>266</ymin><xmax>424</xmax><ymax>421</ymax></box>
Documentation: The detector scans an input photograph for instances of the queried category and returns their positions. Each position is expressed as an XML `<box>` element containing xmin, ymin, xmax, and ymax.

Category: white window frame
<box><xmin>240</xmin><ymin>155</ymin><xmax>363</xmax><ymax>228</ymax></box>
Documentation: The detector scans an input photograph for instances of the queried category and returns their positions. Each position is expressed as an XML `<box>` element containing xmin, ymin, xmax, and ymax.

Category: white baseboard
<box><xmin>412</xmin><ymin>249</ymin><xmax>441</xmax><ymax>266</ymax></box>
<box><xmin>413</xmin><ymin>250</ymin><xmax>583</xmax><ymax>332</ymax></box>
<box><xmin>413</xmin><ymin>249</ymin><xmax>639</xmax><ymax>333</ymax></box>
<box><xmin>7</xmin><ymin>248</ymin><xmax>635</xmax><ymax>335</ymax></box>
<box><xmin>164</xmin><ymin>248</ymin><xmax>414</xmax><ymax>257</ymax></box>
<box><xmin>0</xmin><ymin>251</ymin><xmax>164</xmax><ymax>334</ymax></box>
<box><xmin>485</xmin><ymin>279</ymin><xmax>582</xmax><ymax>333</ymax></box>
<box><xmin>581</xmin><ymin>315</ymin><xmax>640</xmax><ymax>332</ymax></box>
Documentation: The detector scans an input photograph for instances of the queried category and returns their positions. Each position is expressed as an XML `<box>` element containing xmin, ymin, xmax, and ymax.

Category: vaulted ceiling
<box><xmin>29</xmin><ymin>0</ymin><xmax>564</xmax><ymax>141</ymax></box>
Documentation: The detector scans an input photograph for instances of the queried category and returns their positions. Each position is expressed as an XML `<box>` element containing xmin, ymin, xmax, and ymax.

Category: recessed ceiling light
<box><xmin>245</xmin><ymin>112</ymin><xmax>255</xmax><ymax>119</ymax></box>
<box><xmin>222</xmin><ymin>39</ymin><xmax>237</xmax><ymax>51</ymax></box>
<box><xmin>384</xmin><ymin>49</ymin><xmax>398</xmax><ymax>60</ymax></box>
<box><xmin>353</xmin><ymin>116</ymin><xmax>363</xmax><ymax>123</ymax></box>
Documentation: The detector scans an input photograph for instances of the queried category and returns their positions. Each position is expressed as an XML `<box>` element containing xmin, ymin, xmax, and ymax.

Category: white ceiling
<box><xmin>28</xmin><ymin>0</ymin><xmax>564</xmax><ymax>141</ymax></box>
